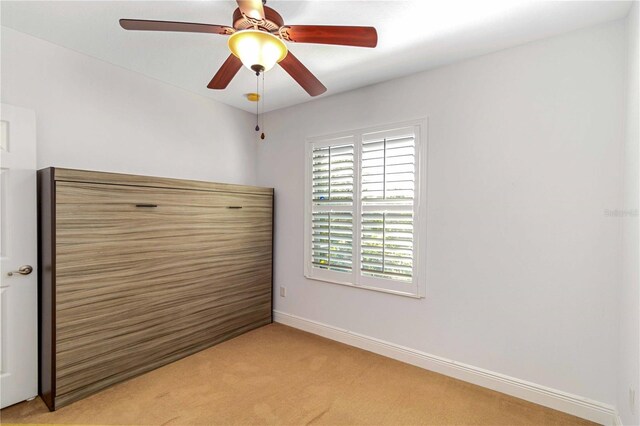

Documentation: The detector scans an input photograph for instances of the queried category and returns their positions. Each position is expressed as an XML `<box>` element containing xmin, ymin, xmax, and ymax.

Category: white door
<box><xmin>0</xmin><ymin>103</ymin><xmax>38</xmax><ymax>408</ymax></box>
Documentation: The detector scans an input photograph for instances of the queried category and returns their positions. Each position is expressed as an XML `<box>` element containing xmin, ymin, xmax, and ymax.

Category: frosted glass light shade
<box><xmin>228</xmin><ymin>30</ymin><xmax>288</xmax><ymax>72</ymax></box>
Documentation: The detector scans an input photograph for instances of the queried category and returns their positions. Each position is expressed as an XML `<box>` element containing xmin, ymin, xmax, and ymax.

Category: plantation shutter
<box><xmin>360</xmin><ymin>129</ymin><xmax>416</xmax><ymax>283</ymax></box>
<box><xmin>360</xmin><ymin>212</ymin><xmax>413</xmax><ymax>282</ymax></box>
<box><xmin>306</xmin><ymin>122</ymin><xmax>424</xmax><ymax>297</ymax></box>
<box><xmin>361</xmin><ymin>135</ymin><xmax>415</xmax><ymax>203</ymax></box>
<box><xmin>311</xmin><ymin>142</ymin><xmax>354</xmax><ymax>274</ymax></box>
<box><xmin>312</xmin><ymin>144</ymin><xmax>354</xmax><ymax>203</ymax></box>
<box><xmin>311</xmin><ymin>212</ymin><xmax>353</xmax><ymax>272</ymax></box>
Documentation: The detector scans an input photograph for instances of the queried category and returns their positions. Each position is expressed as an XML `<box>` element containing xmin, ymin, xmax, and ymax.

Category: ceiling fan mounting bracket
<box><xmin>233</xmin><ymin>6</ymin><xmax>283</xmax><ymax>33</ymax></box>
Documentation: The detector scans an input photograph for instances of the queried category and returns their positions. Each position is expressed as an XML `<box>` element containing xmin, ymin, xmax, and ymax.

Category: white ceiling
<box><xmin>1</xmin><ymin>0</ymin><xmax>632</xmax><ymax>113</ymax></box>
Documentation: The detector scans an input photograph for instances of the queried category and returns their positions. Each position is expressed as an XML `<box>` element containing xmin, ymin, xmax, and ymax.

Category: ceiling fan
<box><xmin>120</xmin><ymin>0</ymin><xmax>378</xmax><ymax>97</ymax></box>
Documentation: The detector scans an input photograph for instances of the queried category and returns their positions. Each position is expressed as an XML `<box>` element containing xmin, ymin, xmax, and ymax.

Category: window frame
<box><xmin>304</xmin><ymin>118</ymin><xmax>428</xmax><ymax>298</ymax></box>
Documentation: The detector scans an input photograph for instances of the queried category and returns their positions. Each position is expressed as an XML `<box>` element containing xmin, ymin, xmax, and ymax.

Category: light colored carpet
<box><xmin>1</xmin><ymin>323</ymin><xmax>596</xmax><ymax>425</ymax></box>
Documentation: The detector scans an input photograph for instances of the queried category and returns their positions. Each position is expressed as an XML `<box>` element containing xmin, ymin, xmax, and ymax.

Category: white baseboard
<box><xmin>274</xmin><ymin>310</ymin><xmax>618</xmax><ymax>426</ymax></box>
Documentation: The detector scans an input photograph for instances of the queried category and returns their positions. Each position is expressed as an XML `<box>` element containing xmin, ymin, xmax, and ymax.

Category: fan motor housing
<box><xmin>232</xmin><ymin>6</ymin><xmax>284</xmax><ymax>33</ymax></box>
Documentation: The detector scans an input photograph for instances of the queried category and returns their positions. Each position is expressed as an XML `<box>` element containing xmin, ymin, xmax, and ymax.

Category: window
<box><xmin>304</xmin><ymin>120</ymin><xmax>426</xmax><ymax>297</ymax></box>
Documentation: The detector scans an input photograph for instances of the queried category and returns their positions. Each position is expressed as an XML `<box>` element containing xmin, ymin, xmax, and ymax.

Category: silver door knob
<box><xmin>7</xmin><ymin>265</ymin><xmax>33</xmax><ymax>276</ymax></box>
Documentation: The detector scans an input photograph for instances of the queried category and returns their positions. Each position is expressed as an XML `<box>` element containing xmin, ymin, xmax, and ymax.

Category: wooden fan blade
<box><xmin>236</xmin><ymin>0</ymin><xmax>265</xmax><ymax>21</ymax></box>
<box><xmin>120</xmin><ymin>19</ymin><xmax>233</xmax><ymax>35</ymax></box>
<box><xmin>282</xmin><ymin>25</ymin><xmax>377</xmax><ymax>48</ymax></box>
<box><xmin>279</xmin><ymin>52</ymin><xmax>326</xmax><ymax>97</ymax></box>
<box><xmin>207</xmin><ymin>55</ymin><xmax>243</xmax><ymax>89</ymax></box>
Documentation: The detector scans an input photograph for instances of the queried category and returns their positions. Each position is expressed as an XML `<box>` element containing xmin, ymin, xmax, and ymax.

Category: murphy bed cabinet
<box><xmin>37</xmin><ymin>168</ymin><xmax>273</xmax><ymax>410</ymax></box>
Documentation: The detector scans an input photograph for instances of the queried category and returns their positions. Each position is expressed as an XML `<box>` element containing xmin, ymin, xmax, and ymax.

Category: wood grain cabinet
<box><xmin>37</xmin><ymin>168</ymin><xmax>273</xmax><ymax>410</ymax></box>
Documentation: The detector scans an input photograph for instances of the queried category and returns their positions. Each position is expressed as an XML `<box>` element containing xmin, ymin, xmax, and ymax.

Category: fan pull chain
<box><xmin>260</xmin><ymin>72</ymin><xmax>265</xmax><ymax>140</ymax></box>
<box><xmin>255</xmin><ymin>73</ymin><xmax>260</xmax><ymax>132</ymax></box>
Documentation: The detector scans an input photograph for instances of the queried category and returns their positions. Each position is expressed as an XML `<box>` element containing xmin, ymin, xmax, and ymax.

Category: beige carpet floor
<box><xmin>1</xmin><ymin>323</ymin><xmax>596</xmax><ymax>425</ymax></box>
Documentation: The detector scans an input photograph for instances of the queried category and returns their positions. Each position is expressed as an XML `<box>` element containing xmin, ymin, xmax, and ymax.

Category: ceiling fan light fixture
<box><xmin>228</xmin><ymin>30</ymin><xmax>287</xmax><ymax>73</ymax></box>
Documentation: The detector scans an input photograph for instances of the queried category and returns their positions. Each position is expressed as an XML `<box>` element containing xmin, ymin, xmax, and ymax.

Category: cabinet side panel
<box><xmin>270</xmin><ymin>191</ymin><xmax>275</xmax><ymax>323</ymax></box>
<box><xmin>37</xmin><ymin>168</ymin><xmax>56</xmax><ymax>411</ymax></box>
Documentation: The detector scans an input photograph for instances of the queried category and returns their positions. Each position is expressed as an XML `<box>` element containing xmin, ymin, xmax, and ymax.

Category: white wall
<box><xmin>257</xmin><ymin>20</ymin><xmax>626</xmax><ymax>406</ymax></box>
<box><xmin>1</xmin><ymin>27</ymin><xmax>257</xmax><ymax>185</ymax></box>
<box><xmin>619</xmin><ymin>2</ymin><xmax>640</xmax><ymax>425</ymax></box>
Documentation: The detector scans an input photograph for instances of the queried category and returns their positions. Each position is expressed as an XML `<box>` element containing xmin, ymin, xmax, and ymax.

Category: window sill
<box><xmin>304</xmin><ymin>273</ymin><xmax>424</xmax><ymax>299</ymax></box>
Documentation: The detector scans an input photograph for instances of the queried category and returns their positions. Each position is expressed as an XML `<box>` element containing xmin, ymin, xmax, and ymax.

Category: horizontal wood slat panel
<box><xmin>55</xmin><ymin>316</ymin><xmax>270</xmax><ymax>408</ymax></box>
<box><xmin>39</xmin><ymin>169</ymin><xmax>273</xmax><ymax>410</ymax></box>
<box><xmin>53</xmin><ymin>168</ymin><xmax>273</xmax><ymax>196</ymax></box>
